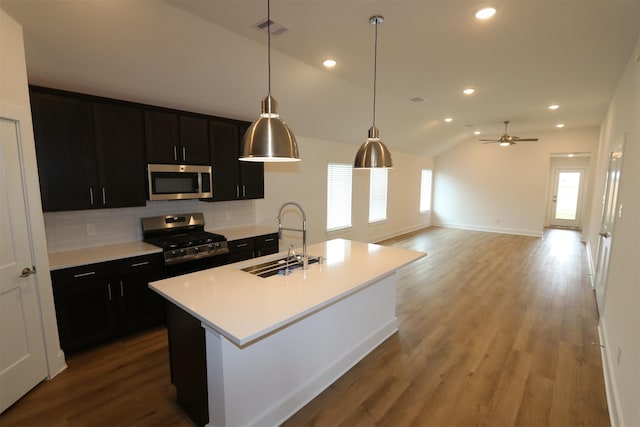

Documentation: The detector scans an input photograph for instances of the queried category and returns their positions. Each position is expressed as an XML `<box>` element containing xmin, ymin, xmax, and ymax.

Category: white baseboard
<box><xmin>598</xmin><ymin>319</ymin><xmax>622</xmax><ymax>427</ymax></box>
<box><xmin>431</xmin><ymin>221</ymin><xmax>543</xmax><ymax>238</ymax></box>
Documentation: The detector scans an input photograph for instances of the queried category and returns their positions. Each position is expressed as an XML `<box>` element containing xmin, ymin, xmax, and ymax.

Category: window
<box><xmin>419</xmin><ymin>169</ymin><xmax>432</xmax><ymax>212</ymax></box>
<box><xmin>327</xmin><ymin>163</ymin><xmax>352</xmax><ymax>231</ymax></box>
<box><xmin>369</xmin><ymin>168</ymin><xmax>388</xmax><ymax>223</ymax></box>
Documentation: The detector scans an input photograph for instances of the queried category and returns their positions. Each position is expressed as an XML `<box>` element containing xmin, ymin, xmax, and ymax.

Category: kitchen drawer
<box><xmin>115</xmin><ymin>253</ymin><xmax>164</xmax><ymax>277</ymax></box>
<box><xmin>51</xmin><ymin>261</ymin><xmax>113</xmax><ymax>285</ymax></box>
<box><xmin>228</xmin><ymin>238</ymin><xmax>255</xmax><ymax>252</ymax></box>
<box><xmin>255</xmin><ymin>233</ymin><xmax>279</xmax><ymax>257</ymax></box>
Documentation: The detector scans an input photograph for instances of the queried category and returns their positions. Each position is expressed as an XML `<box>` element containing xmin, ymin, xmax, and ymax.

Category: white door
<box><xmin>0</xmin><ymin>117</ymin><xmax>48</xmax><ymax>413</ymax></box>
<box><xmin>549</xmin><ymin>168</ymin><xmax>585</xmax><ymax>228</ymax></box>
<box><xmin>594</xmin><ymin>142</ymin><xmax>624</xmax><ymax>315</ymax></box>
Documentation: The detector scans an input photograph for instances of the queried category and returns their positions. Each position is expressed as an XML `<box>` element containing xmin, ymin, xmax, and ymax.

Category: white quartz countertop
<box><xmin>49</xmin><ymin>241</ymin><xmax>162</xmax><ymax>270</ymax></box>
<box><xmin>211</xmin><ymin>225</ymin><xmax>278</xmax><ymax>241</ymax></box>
<box><xmin>149</xmin><ymin>239</ymin><xmax>426</xmax><ymax>346</ymax></box>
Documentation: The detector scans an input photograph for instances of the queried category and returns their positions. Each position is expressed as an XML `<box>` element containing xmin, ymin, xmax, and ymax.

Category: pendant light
<box><xmin>354</xmin><ymin>15</ymin><xmax>393</xmax><ymax>169</ymax></box>
<box><xmin>240</xmin><ymin>0</ymin><xmax>300</xmax><ymax>162</ymax></box>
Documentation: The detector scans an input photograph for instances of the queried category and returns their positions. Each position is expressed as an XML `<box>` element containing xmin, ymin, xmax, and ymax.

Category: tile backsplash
<box><xmin>44</xmin><ymin>199</ymin><xmax>256</xmax><ymax>252</ymax></box>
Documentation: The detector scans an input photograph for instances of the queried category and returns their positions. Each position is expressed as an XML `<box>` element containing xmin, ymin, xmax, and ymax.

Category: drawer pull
<box><xmin>131</xmin><ymin>261</ymin><xmax>149</xmax><ymax>267</ymax></box>
<box><xmin>236</xmin><ymin>243</ymin><xmax>248</xmax><ymax>248</ymax></box>
<box><xmin>120</xmin><ymin>281</ymin><xmax>124</xmax><ymax>297</ymax></box>
<box><xmin>73</xmin><ymin>271</ymin><xmax>96</xmax><ymax>278</ymax></box>
<box><xmin>264</xmin><ymin>238</ymin><xmax>275</xmax><ymax>242</ymax></box>
<box><xmin>107</xmin><ymin>283</ymin><xmax>112</xmax><ymax>301</ymax></box>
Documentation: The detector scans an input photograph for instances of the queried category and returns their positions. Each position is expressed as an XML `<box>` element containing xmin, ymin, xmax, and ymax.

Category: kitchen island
<box><xmin>149</xmin><ymin>238</ymin><xmax>425</xmax><ymax>427</ymax></box>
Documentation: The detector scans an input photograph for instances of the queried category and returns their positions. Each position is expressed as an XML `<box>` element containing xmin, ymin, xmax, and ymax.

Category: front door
<box><xmin>594</xmin><ymin>141</ymin><xmax>625</xmax><ymax>315</ymax></box>
<box><xmin>549</xmin><ymin>168</ymin><xmax>585</xmax><ymax>229</ymax></box>
<box><xmin>0</xmin><ymin>117</ymin><xmax>48</xmax><ymax>413</ymax></box>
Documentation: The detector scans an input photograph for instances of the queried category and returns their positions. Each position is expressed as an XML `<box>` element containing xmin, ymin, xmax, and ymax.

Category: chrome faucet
<box><xmin>278</xmin><ymin>202</ymin><xmax>307</xmax><ymax>263</ymax></box>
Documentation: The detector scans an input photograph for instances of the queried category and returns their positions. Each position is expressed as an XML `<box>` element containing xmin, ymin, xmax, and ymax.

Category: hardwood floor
<box><xmin>0</xmin><ymin>227</ymin><xmax>609</xmax><ymax>426</ymax></box>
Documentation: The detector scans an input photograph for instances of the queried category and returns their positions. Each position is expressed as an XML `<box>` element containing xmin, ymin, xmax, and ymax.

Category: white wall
<box><xmin>0</xmin><ymin>8</ymin><xmax>66</xmax><ymax>377</ymax></box>
<box><xmin>432</xmin><ymin>127</ymin><xmax>599</xmax><ymax>237</ymax></box>
<box><xmin>256</xmin><ymin>136</ymin><xmax>433</xmax><ymax>250</ymax></box>
<box><xmin>586</xmin><ymin>36</ymin><xmax>640</xmax><ymax>427</ymax></box>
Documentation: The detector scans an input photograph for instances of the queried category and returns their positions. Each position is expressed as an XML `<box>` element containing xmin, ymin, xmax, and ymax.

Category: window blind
<box><xmin>369</xmin><ymin>168</ymin><xmax>388</xmax><ymax>223</ymax></box>
<box><xmin>420</xmin><ymin>169</ymin><xmax>432</xmax><ymax>212</ymax></box>
<box><xmin>327</xmin><ymin>163</ymin><xmax>353</xmax><ymax>231</ymax></box>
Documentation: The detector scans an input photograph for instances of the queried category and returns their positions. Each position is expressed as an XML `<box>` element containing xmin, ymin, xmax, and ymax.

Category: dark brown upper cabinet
<box><xmin>208</xmin><ymin>120</ymin><xmax>264</xmax><ymax>201</ymax></box>
<box><xmin>144</xmin><ymin>110</ymin><xmax>209</xmax><ymax>165</ymax></box>
<box><xmin>30</xmin><ymin>87</ymin><xmax>146</xmax><ymax>212</ymax></box>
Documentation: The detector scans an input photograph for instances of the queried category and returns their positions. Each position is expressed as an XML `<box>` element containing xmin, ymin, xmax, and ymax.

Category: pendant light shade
<box><xmin>241</xmin><ymin>95</ymin><xmax>299</xmax><ymax>162</ymax></box>
<box><xmin>240</xmin><ymin>0</ymin><xmax>300</xmax><ymax>162</ymax></box>
<box><xmin>353</xmin><ymin>126</ymin><xmax>393</xmax><ymax>168</ymax></box>
<box><xmin>354</xmin><ymin>15</ymin><xmax>393</xmax><ymax>169</ymax></box>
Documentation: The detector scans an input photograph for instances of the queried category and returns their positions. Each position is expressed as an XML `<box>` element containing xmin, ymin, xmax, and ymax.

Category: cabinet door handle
<box><xmin>173</xmin><ymin>146</ymin><xmax>178</xmax><ymax>161</ymax></box>
<box><xmin>264</xmin><ymin>238</ymin><xmax>274</xmax><ymax>242</ymax></box>
<box><xmin>236</xmin><ymin>185</ymin><xmax>240</xmax><ymax>198</ymax></box>
<box><xmin>102</xmin><ymin>188</ymin><xmax>106</xmax><ymax>205</ymax></box>
<box><xmin>131</xmin><ymin>261</ymin><xmax>149</xmax><ymax>267</ymax></box>
<box><xmin>119</xmin><ymin>280</ymin><xmax>124</xmax><ymax>297</ymax></box>
<box><xmin>236</xmin><ymin>243</ymin><xmax>248</xmax><ymax>248</ymax></box>
<box><xmin>89</xmin><ymin>188</ymin><xmax>94</xmax><ymax>205</ymax></box>
<box><xmin>242</xmin><ymin>185</ymin><xmax>246</xmax><ymax>198</ymax></box>
<box><xmin>182</xmin><ymin>146</ymin><xmax>186</xmax><ymax>161</ymax></box>
<box><xmin>107</xmin><ymin>283</ymin><xmax>112</xmax><ymax>301</ymax></box>
<box><xmin>73</xmin><ymin>271</ymin><xmax>96</xmax><ymax>278</ymax></box>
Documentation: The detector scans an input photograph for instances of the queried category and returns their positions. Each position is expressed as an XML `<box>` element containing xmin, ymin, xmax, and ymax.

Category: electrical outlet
<box><xmin>616</xmin><ymin>347</ymin><xmax>623</xmax><ymax>365</ymax></box>
<box><xmin>86</xmin><ymin>223</ymin><xmax>96</xmax><ymax>236</ymax></box>
<box><xmin>618</xmin><ymin>204</ymin><xmax>624</xmax><ymax>218</ymax></box>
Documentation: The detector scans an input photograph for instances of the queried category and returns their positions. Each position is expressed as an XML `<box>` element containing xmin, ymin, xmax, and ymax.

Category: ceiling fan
<box><xmin>480</xmin><ymin>121</ymin><xmax>539</xmax><ymax>146</ymax></box>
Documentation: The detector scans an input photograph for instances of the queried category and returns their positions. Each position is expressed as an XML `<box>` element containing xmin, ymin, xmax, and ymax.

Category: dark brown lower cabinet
<box><xmin>166</xmin><ymin>302</ymin><xmax>208</xmax><ymax>427</ymax></box>
<box><xmin>51</xmin><ymin>253</ymin><xmax>165</xmax><ymax>355</ymax></box>
<box><xmin>227</xmin><ymin>232</ymin><xmax>279</xmax><ymax>263</ymax></box>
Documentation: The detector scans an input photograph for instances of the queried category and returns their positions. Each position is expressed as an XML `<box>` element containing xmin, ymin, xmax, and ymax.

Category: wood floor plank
<box><xmin>0</xmin><ymin>227</ymin><xmax>609</xmax><ymax>427</ymax></box>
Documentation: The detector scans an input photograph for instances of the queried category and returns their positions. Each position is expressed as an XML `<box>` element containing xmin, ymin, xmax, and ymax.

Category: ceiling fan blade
<box><xmin>479</xmin><ymin>139</ymin><xmax>500</xmax><ymax>142</ymax></box>
<box><xmin>511</xmin><ymin>138</ymin><xmax>539</xmax><ymax>142</ymax></box>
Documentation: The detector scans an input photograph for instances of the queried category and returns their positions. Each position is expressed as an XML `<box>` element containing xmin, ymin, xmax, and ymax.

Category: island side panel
<box><xmin>167</xmin><ymin>302</ymin><xmax>209</xmax><ymax>426</ymax></box>
<box><xmin>204</xmin><ymin>273</ymin><xmax>398</xmax><ymax>427</ymax></box>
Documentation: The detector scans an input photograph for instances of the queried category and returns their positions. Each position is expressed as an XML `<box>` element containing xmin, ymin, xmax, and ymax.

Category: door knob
<box><xmin>20</xmin><ymin>266</ymin><xmax>36</xmax><ymax>278</ymax></box>
<box><xmin>599</xmin><ymin>231</ymin><xmax>611</xmax><ymax>238</ymax></box>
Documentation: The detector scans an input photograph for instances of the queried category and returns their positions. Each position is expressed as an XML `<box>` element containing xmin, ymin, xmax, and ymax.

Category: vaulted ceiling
<box><xmin>3</xmin><ymin>0</ymin><xmax>639</xmax><ymax>156</ymax></box>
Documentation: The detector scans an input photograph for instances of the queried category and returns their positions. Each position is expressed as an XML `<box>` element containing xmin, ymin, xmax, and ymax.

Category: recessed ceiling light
<box><xmin>444</xmin><ymin>117</ymin><xmax>453</xmax><ymax>122</ymax></box>
<box><xmin>474</xmin><ymin>130</ymin><xmax>481</xmax><ymax>135</ymax></box>
<box><xmin>548</xmin><ymin>104</ymin><xmax>560</xmax><ymax>110</ymax></box>
<box><xmin>475</xmin><ymin>7</ymin><xmax>496</xmax><ymax>20</ymax></box>
<box><xmin>463</xmin><ymin>88</ymin><xmax>475</xmax><ymax>95</ymax></box>
<box><xmin>556</xmin><ymin>123</ymin><xmax>565</xmax><ymax>128</ymax></box>
<box><xmin>409</xmin><ymin>96</ymin><xmax>425</xmax><ymax>103</ymax></box>
<box><xmin>322</xmin><ymin>59</ymin><xmax>337</xmax><ymax>68</ymax></box>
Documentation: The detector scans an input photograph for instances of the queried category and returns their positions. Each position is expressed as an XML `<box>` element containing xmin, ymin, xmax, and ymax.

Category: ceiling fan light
<box><xmin>499</xmin><ymin>141</ymin><xmax>511</xmax><ymax>147</ymax></box>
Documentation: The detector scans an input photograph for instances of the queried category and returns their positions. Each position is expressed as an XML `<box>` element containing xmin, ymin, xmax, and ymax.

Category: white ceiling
<box><xmin>2</xmin><ymin>0</ymin><xmax>639</xmax><ymax>156</ymax></box>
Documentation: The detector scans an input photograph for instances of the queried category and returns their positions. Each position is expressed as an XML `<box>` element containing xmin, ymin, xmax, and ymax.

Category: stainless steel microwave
<box><xmin>147</xmin><ymin>164</ymin><xmax>213</xmax><ymax>201</ymax></box>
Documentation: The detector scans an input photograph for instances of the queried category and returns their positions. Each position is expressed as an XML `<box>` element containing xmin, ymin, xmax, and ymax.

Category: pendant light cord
<box><xmin>372</xmin><ymin>19</ymin><xmax>378</xmax><ymax>128</ymax></box>
<box><xmin>267</xmin><ymin>0</ymin><xmax>272</xmax><ymax>97</ymax></box>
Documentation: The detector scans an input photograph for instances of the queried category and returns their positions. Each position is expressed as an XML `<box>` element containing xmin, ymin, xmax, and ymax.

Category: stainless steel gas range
<box><xmin>142</xmin><ymin>212</ymin><xmax>229</xmax><ymax>275</ymax></box>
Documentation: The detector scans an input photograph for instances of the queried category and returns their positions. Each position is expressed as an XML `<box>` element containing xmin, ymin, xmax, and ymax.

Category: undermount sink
<box><xmin>241</xmin><ymin>255</ymin><xmax>321</xmax><ymax>278</ymax></box>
